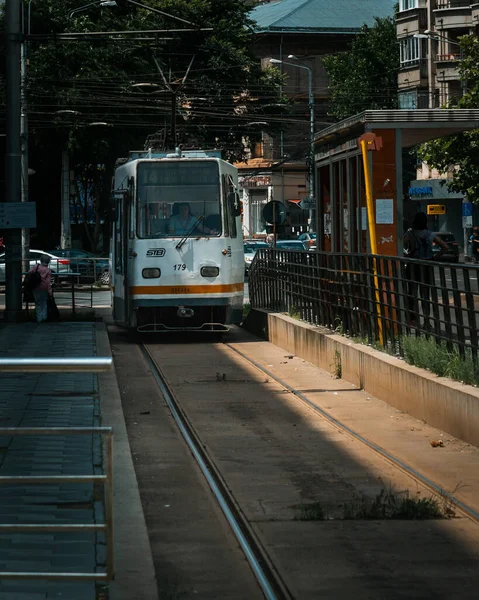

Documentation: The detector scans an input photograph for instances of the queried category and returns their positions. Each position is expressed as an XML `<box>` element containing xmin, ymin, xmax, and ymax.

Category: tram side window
<box><xmin>115</xmin><ymin>198</ymin><xmax>123</xmax><ymax>273</ymax></box>
<box><xmin>223</xmin><ymin>175</ymin><xmax>238</xmax><ymax>239</ymax></box>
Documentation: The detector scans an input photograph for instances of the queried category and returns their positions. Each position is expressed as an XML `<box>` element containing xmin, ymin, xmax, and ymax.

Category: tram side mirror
<box><xmin>228</xmin><ymin>192</ymin><xmax>241</xmax><ymax>217</ymax></box>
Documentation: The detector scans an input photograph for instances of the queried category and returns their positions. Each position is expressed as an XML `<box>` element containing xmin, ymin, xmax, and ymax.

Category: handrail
<box><xmin>0</xmin><ymin>357</ymin><xmax>112</xmax><ymax>372</ymax></box>
<box><xmin>0</xmin><ymin>426</ymin><xmax>114</xmax><ymax>581</ymax></box>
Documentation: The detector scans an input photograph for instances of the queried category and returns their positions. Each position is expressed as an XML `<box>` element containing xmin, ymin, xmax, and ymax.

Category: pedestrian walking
<box><xmin>25</xmin><ymin>256</ymin><xmax>53</xmax><ymax>323</ymax></box>
<box><xmin>470</xmin><ymin>227</ymin><xmax>479</xmax><ymax>263</ymax></box>
<box><xmin>403</xmin><ymin>212</ymin><xmax>448</xmax><ymax>326</ymax></box>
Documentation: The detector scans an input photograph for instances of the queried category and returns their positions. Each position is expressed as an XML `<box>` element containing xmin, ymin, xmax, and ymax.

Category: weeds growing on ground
<box><xmin>288</xmin><ymin>305</ymin><xmax>301</xmax><ymax>320</ymax></box>
<box><xmin>293</xmin><ymin>486</ymin><xmax>447</xmax><ymax>521</ymax></box>
<box><xmin>242</xmin><ymin>302</ymin><xmax>251</xmax><ymax>320</ymax></box>
<box><xmin>332</xmin><ymin>347</ymin><xmax>342</xmax><ymax>379</ymax></box>
<box><xmin>402</xmin><ymin>335</ymin><xmax>478</xmax><ymax>386</ymax></box>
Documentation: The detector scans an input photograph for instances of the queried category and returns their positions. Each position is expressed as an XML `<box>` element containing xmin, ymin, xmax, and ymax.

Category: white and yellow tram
<box><xmin>110</xmin><ymin>149</ymin><xmax>244</xmax><ymax>332</ymax></box>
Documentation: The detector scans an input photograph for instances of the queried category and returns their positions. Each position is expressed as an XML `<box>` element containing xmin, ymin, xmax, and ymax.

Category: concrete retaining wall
<box><xmin>243</xmin><ymin>309</ymin><xmax>479</xmax><ymax>447</ymax></box>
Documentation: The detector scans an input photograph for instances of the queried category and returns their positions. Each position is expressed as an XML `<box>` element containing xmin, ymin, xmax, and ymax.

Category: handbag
<box><xmin>47</xmin><ymin>295</ymin><xmax>61</xmax><ymax>321</ymax></box>
<box><xmin>24</xmin><ymin>264</ymin><xmax>41</xmax><ymax>291</ymax></box>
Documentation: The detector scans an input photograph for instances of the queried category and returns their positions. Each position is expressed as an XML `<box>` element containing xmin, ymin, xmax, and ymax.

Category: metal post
<box><xmin>105</xmin><ymin>431</ymin><xmax>114</xmax><ymax>580</ymax></box>
<box><xmin>5</xmin><ymin>0</ymin><xmax>23</xmax><ymax>322</ymax></box>
<box><xmin>60</xmin><ymin>149</ymin><xmax>72</xmax><ymax>249</ymax></box>
<box><xmin>360</xmin><ymin>139</ymin><xmax>384</xmax><ymax>345</ymax></box>
<box><xmin>170</xmin><ymin>92</ymin><xmax>177</xmax><ymax>150</ymax></box>
<box><xmin>20</xmin><ymin>7</ymin><xmax>30</xmax><ymax>274</ymax></box>
<box><xmin>307</xmin><ymin>65</ymin><xmax>315</xmax><ymax>233</ymax></box>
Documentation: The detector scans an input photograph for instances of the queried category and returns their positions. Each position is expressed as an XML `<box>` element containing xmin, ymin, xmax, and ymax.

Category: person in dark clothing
<box><xmin>470</xmin><ymin>227</ymin><xmax>479</xmax><ymax>263</ymax></box>
<box><xmin>403</xmin><ymin>212</ymin><xmax>448</xmax><ymax>326</ymax></box>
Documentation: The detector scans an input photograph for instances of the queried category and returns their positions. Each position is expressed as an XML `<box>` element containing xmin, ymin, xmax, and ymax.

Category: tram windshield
<box><xmin>137</xmin><ymin>161</ymin><xmax>222</xmax><ymax>238</ymax></box>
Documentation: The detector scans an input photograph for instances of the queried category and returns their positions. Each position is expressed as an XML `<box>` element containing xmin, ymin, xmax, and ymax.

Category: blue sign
<box><xmin>409</xmin><ymin>186</ymin><xmax>433</xmax><ymax>197</ymax></box>
<box><xmin>462</xmin><ymin>202</ymin><xmax>473</xmax><ymax>217</ymax></box>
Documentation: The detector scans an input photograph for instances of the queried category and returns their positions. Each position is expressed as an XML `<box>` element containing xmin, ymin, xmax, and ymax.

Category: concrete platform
<box><xmin>0</xmin><ymin>320</ymin><xmax>157</xmax><ymax>600</ymax></box>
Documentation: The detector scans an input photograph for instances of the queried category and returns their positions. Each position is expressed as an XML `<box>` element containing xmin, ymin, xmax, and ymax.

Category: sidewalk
<box><xmin>0</xmin><ymin>319</ymin><xmax>157</xmax><ymax>600</ymax></box>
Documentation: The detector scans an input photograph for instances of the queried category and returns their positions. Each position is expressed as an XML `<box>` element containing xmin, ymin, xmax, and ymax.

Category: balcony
<box><xmin>396</xmin><ymin>6</ymin><xmax>427</xmax><ymax>31</ymax></box>
<box><xmin>436</xmin><ymin>63</ymin><xmax>461</xmax><ymax>81</ymax></box>
<box><xmin>434</xmin><ymin>1</ymin><xmax>472</xmax><ymax>29</ymax></box>
<box><xmin>436</xmin><ymin>0</ymin><xmax>471</xmax><ymax>7</ymax></box>
<box><xmin>435</xmin><ymin>52</ymin><xmax>462</xmax><ymax>62</ymax></box>
<box><xmin>399</xmin><ymin>59</ymin><xmax>428</xmax><ymax>88</ymax></box>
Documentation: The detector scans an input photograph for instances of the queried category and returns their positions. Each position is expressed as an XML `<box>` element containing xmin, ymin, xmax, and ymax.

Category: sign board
<box><xmin>0</xmin><ymin>202</ymin><xmax>36</xmax><ymax>229</ymax></box>
<box><xmin>462</xmin><ymin>202</ymin><xmax>473</xmax><ymax>217</ymax></box>
<box><xmin>376</xmin><ymin>199</ymin><xmax>394</xmax><ymax>224</ymax></box>
<box><xmin>427</xmin><ymin>204</ymin><xmax>446</xmax><ymax>215</ymax></box>
<box><xmin>463</xmin><ymin>216</ymin><xmax>473</xmax><ymax>228</ymax></box>
<box><xmin>262</xmin><ymin>201</ymin><xmax>286</xmax><ymax>225</ymax></box>
<box><xmin>299</xmin><ymin>197</ymin><xmax>315</xmax><ymax>210</ymax></box>
<box><xmin>239</xmin><ymin>175</ymin><xmax>272</xmax><ymax>188</ymax></box>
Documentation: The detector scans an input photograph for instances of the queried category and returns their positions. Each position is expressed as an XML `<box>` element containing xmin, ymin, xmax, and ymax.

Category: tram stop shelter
<box><xmin>313</xmin><ymin>109</ymin><xmax>479</xmax><ymax>256</ymax></box>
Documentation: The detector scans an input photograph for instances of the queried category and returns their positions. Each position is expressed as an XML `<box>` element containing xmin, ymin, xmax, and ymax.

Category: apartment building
<box><xmin>397</xmin><ymin>0</ymin><xmax>479</xmax><ymax>247</ymax></box>
<box><xmin>397</xmin><ymin>0</ymin><xmax>478</xmax><ymax>109</ymax></box>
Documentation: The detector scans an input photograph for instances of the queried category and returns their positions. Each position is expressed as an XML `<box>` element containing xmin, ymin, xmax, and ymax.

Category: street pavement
<box><xmin>0</xmin><ymin>321</ymin><xmax>157</xmax><ymax>600</ymax></box>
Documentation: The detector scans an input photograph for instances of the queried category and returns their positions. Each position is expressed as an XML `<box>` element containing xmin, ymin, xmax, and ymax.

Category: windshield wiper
<box><xmin>176</xmin><ymin>215</ymin><xmax>204</xmax><ymax>250</ymax></box>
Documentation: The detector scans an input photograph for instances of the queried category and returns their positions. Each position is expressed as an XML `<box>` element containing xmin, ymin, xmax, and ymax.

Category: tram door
<box><xmin>112</xmin><ymin>189</ymin><xmax>131</xmax><ymax>325</ymax></box>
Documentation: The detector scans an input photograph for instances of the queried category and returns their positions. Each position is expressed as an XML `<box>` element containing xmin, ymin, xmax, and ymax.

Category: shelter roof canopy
<box><xmin>314</xmin><ymin>109</ymin><xmax>479</xmax><ymax>151</ymax></box>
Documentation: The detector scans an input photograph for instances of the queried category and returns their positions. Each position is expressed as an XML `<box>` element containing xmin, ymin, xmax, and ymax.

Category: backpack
<box><xmin>403</xmin><ymin>229</ymin><xmax>431</xmax><ymax>260</ymax></box>
<box><xmin>24</xmin><ymin>265</ymin><xmax>41</xmax><ymax>292</ymax></box>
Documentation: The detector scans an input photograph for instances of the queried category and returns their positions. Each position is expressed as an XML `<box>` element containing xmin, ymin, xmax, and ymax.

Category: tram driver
<box><xmin>168</xmin><ymin>202</ymin><xmax>218</xmax><ymax>236</ymax></box>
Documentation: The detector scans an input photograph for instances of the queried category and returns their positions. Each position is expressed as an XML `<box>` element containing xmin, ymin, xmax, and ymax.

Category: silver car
<box><xmin>0</xmin><ymin>249</ymin><xmax>71</xmax><ymax>283</ymax></box>
<box><xmin>244</xmin><ymin>242</ymin><xmax>269</xmax><ymax>275</ymax></box>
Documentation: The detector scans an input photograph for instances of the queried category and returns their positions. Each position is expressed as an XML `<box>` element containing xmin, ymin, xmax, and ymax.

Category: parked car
<box><xmin>432</xmin><ymin>232</ymin><xmax>459</xmax><ymax>263</ymax></box>
<box><xmin>0</xmin><ymin>249</ymin><xmax>71</xmax><ymax>284</ymax></box>
<box><xmin>275</xmin><ymin>240</ymin><xmax>308</xmax><ymax>251</ymax></box>
<box><xmin>298</xmin><ymin>232</ymin><xmax>317</xmax><ymax>249</ymax></box>
<box><xmin>244</xmin><ymin>241</ymin><xmax>269</xmax><ymax>275</ymax></box>
<box><xmin>48</xmin><ymin>249</ymin><xmax>110</xmax><ymax>284</ymax></box>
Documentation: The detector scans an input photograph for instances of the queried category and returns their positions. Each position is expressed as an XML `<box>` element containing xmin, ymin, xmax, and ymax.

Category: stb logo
<box><xmin>146</xmin><ymin>248</ymin><xmax>166</xmax><ymax>257</ymax></box>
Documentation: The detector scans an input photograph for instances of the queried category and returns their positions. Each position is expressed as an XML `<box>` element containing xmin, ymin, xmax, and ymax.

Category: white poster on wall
<box><xmin>375</xmin><ymin>199</ymin><xmax>394</xmax><ymax>224</ymax></box>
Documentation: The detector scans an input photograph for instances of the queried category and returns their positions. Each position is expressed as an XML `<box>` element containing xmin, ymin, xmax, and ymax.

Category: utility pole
<box><xmin>60</xmin><ymin>149</ymin><xmax>72</xmax><ymax>249</ymax></box>
<box><xmin>20</xmin><ymin>1</ymin><xmax>30</xmax><ymax>272</ymax></box>
<box><xmin>5</xmin><ymin>0</ymin><xmax>23</xmax><ymax>322</ymax></box>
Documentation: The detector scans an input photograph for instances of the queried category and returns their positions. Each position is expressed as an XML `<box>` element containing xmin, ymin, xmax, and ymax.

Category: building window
<box><xmin>399</xmin><ymin>0</ymin><xmax>418</xmax><ymax>10</ymax></box>
<box><xmin>400</xmin><ymin>36</ymin><xmax>425</xmax><ymax>65</ymax></box>
<box><xmin>399</xmin><ymin>91</ymin><xmax>418</xmax><ymax>109</ymax></box>
<box><xmin>398</xmin><ymin>90</ymin><xmax>429</xmax><ymax>109</ymax></box>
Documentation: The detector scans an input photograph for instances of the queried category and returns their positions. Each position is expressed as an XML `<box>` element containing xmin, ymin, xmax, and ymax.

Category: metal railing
<box><xmin>436</xmin><ymin>0</ymin><xmax>471</xmax><ymax>8</ymax></box>
<box><xmin>249</xmin><ymin>249</ymin><xmax>479</xmax><ymax>361</ymax></box>
<box><xmin>0</xmin><ymin>358</ymin><xmax>114</xmax><ymax>581</ymax></box>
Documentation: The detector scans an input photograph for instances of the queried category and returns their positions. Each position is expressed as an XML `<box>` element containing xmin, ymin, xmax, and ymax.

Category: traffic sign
<box><xmin>262</xmin><ymin>201</ymin><xmax>286</xmax><ymax>225</ymax></box>
<box><xmin>427</xmin><ymin>204</ymin><xmax>446</xmax><ymax>215</ymax></box>
<box><xmin>299</xmin><ymin>197</ymin><xmax>315</xmax><ymax>210</ymax></box>
<box><xmin>0</xmin><ymin>202</ymin><xmax>36</xmax><ymax>229</ymax></box>
<box><xmin>462</xmin><ymin>202</ymin><xmax>473</xmax><ymax>217</ymax></box>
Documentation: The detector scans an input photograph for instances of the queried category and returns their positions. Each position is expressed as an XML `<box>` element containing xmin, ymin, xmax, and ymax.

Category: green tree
<box><xmin>1</xmin><ymin>0</ymin><xmax>283</xmax><ymax>249</ymax></box>
<box><xmin>418</xmin><ymin>35</ymin><xmax>479</xmax><ymax>202</ymax></box>
<box><xmin>322</xmin><ymin>16</ymin><xmax>399</xmax><ymax>120</ymax></box>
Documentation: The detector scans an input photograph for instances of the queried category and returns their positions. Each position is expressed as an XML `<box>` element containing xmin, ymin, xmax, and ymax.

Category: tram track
<box><xmin>118</xmin><ymin>330</ymin><xmax>479</xmax><ymax>599</ymax></box>
<box><xmin>224</xmin><ymin>342</ymin><xmax>479</xmax><ymax>525</ymax></box>
<box><xmin>141</xmin><ymin>343</ymin><xmax>293</xmax><ymax>600</ymax></box>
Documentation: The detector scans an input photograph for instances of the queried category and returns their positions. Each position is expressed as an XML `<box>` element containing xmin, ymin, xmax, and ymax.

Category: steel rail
<box><xmin>140</xmin><ymin>344</ymin><xmax>292</xmax><ymax>600</ymax></box>
<box><xmin>0</xmin><ymin>357</ymin><xmax>112</xmax><ymax>372</ymax></box>
<box><xmin>225</xmin><ymin>343</ymin><xmax>479</xmax><ymax>524</ymax></box>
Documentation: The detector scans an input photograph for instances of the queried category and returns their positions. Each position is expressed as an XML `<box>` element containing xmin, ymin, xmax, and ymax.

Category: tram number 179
<box><xmin>173</xmin><ymin>264</ymin><xmax>187</xmax><ymax>271</ymax></box>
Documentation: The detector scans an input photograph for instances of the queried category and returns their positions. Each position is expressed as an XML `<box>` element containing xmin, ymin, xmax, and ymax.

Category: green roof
<box><xmin>251</xmin><ymin>0</ymin><xmax>396</xmax><ymax>33</ymax></box>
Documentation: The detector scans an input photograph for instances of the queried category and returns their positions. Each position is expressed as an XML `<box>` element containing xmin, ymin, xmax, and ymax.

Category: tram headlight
<box><xmin>201</xmin><ymin>266</ymin><xmax>219</xmax><ymax>278</ymax></box>
<box><xmin>142</xmin><ymin>268</ymin><xmax>161</xmax><ymax>278</ymax></box>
